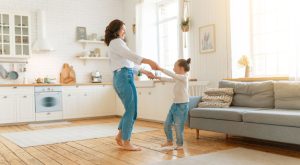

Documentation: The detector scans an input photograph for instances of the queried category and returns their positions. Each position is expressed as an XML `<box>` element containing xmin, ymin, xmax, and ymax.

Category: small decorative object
<box><xmin>94</xmin><ymin>48</ymin><xmax>101</xmax><ymax>57</ymax></box>
<box><xmin>60</xmin><ymin>63</ymin><xmax>76</xmax><ymax>84</ymax></box>
<box><xmin>89</xmin><ymin>51</ymin><xmax>95</xmax><ymax>57</ymax></box>
<box><xmin>199</xmin><ymin>24</ymin><xmax>215</xmax><ymax>54</ymax></box>
<box><xmin>238</xmin><ymin>55</ymin><xmax>251</xmax><ymax>78</ymax></box>
<box><xmin>132</xmin><ymin>24</ymin><xmax>136</xmax><ymax>34</ymax></box>
<box><xmin>181</xmin><ymin>17</ymin><xmax>190</xmax><ymax>32</ymax></box>
<box><xmin>76</xmin><ymin>27</ymin><xmax>87</xmax><ymax>40</ymax></box>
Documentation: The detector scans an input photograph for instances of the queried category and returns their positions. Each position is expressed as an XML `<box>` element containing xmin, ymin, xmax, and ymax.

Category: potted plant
<box><xmin>181</xmin><ymin>17</ymin><xmax>190</xmax><ymax>32</ymax></box>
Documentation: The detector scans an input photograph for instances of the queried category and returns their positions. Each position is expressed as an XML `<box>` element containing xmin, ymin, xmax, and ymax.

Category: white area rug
<box><xmin>1</xmin><ymin>123</ymin><xmax>158</xmax><ymax>148</ymax></box>
<box><xmin>28</xmin><ymin>121</ymin><xmax>72</xmax><ymax>128</ymax></box>
<box><xmin>152</xmin><ymin>147</ymin><xmax>300</xmax><ymax>165</ymax></box>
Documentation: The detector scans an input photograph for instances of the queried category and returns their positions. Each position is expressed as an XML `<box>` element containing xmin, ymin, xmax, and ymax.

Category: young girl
<box><xmin>154</xmin><ymin>58</ymin><xmax>191</xmax><ymax>150</ymax></box>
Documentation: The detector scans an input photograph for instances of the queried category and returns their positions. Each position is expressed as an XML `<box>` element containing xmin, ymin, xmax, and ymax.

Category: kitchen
<box><xmin>0</xmin><ymin>0</ymin><xmax>181</xmax><ymax>125</ymax></box>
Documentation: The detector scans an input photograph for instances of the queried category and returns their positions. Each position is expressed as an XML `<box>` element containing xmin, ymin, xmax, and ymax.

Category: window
<box><xmin>230</xmin><ymin>0</ymin><xmax>300</xmax><ymax>78</ymax></box>
<box><xmin>157</xmin><ymin>0</ymin><xmax>179</xmax><ymax>70</ymax></box>
<box><xmin>136</xmin><ymin>0</ymin><xmax>179</xmax><ymax>71</ymax></box>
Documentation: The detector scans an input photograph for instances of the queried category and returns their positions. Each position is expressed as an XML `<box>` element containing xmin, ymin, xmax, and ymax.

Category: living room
<box><xmin>0</xmin><ymin>0</ymin><xmax>299</xmax><ymax>164</ymax></box>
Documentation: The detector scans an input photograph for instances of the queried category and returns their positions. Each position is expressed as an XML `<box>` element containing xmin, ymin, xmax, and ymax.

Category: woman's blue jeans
<box><xmin>113</xmin><ymin>67</ymin><xmax>137</xmax><ymax>141</ymax></box>
<box><xmin>164</xmin><ymin>103</ymin><xmax>189</xmax><ymax>146</ymax></box>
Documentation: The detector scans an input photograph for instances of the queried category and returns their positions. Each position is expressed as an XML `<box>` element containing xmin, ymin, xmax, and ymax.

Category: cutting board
<box><xmin>60</xmin><ymin>63</ymin><xmax>76</xmax><ymax>84</ymax></box>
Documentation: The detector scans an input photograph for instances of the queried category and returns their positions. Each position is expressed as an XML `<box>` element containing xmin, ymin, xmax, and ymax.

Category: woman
<box><xmin>105</xmin><ymin>19</ymin><xmax>158</xmax><ymax>151</ymax></box>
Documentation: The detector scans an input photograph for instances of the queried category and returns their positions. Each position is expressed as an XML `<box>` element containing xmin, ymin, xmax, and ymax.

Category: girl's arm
<box><xmin>159</xmin><ymin>68</ymin><xmax>186</xmax><ymax>82</ymax></box>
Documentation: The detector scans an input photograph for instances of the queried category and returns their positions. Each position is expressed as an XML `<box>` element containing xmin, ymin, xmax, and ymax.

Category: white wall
<box><xmin>188</xmin><ymin>0</ymin><xmax>231</xmax><ymax>87</ymax></box>
<box><xmin>0</xmin><ymin>0</ymin><xmax>124</xmax><ymax>84</ymax></box>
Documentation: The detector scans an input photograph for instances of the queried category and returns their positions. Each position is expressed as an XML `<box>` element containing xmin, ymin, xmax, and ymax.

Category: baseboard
<box><xmin>115</xmin><ymin>115</ymin><xmax>164</xmax><ymax>124</ymax></box>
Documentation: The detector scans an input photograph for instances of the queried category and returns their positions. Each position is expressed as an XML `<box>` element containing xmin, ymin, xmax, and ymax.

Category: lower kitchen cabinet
<box><xmin>17</xmin><ymin>94</ymin><xmax>35</xmax><ymax>122</ymax></box>
<box><xmin>0</xmin><ymin>87</ymin><xmax>35</xmax><ymax>124</ymax></box>
<box><xmin>116</xmin><ymin>82</ymin><xmax>174</xmax><ymax>122</ymax></box>
<box><xmin>0</xmin><ymin>94</ymin><xmax>17</xmax><ymax>124</ymax></box>
<box><xmin>62</xmin><ymin>85</ymin><xmax>115</xmax><ymax>119</ymax></box>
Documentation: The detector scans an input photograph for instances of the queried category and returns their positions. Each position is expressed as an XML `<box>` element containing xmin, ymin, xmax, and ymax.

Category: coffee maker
<box><xmin>91</xmin><ymin>71</ymin><xmax>102</xmax><ymax>83</ymax></box>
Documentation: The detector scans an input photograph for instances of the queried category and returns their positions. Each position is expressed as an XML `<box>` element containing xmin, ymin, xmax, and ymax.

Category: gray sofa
<box><xmin>188</xmin><ymin>80</ymin><xmax>300</xmax><ymax>145</ymax></box>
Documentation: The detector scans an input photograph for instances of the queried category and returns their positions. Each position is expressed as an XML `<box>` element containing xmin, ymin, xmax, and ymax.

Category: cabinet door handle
<box><xmin>148</xmin><ymin>92</ymin><xmax>151</xmax><ymax>95</ymax></box>
<box><xmin>3</xmin><ymin>96</ymin><xmax>7</xmax><ymax>99</ymax></box>
<box><xmin>13</xmin><ymin>86</ymin><xmax>17</xmax><ymax>89</ymax></box>
<box><xmin>84</xmin><ymin>93</ymin><xmax>87</xmax><ymax>96</ymax></box>
<box><xmin>23</xmin><ymin>95</ymin><xmax>27</xmax><ymax>98</ymax></box>
<box><xmin>47</xmin><ymin>112</ymin><xmax>51</xmax><ymax>115</ymax></box>
<box><xmin>68</xmin><ymin>94</ymin><xmax>71</xmax><ymax>96</ymax></box>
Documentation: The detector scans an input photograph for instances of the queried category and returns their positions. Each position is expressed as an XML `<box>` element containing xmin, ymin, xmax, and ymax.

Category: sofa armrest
<box><xmin>187</xmin><ymin>96</ymin><xmax>202</xmax><ymax>127</ymax></box>
<box><xmin>189</xmin><ymin>96</ymin><xmax>202</xmax><ymax>111</ymax></box>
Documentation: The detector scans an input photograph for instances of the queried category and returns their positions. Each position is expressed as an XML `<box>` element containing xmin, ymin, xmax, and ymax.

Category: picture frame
<box><xmin>199</xmin><ymin>24</ymin><xmax>215</xmax><ymax>54</ymax></box>
<box><xmin>76</xmin><ymin>26</ymin><xmax>87</xmax><ymax>40</ymax></box>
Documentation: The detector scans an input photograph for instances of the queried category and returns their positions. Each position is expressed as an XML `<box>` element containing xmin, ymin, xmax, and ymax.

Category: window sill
<box><xmin>224</xmin><ymin>77</ymin><xmax>289</xmax><ymax>82</ymax></box>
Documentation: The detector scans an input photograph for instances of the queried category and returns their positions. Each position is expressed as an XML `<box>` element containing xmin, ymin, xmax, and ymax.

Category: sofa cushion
<box><xmin>243</xmin><ymin>109</ymin><xmax>300</xmax><ymax>127</ymax></box>
<box><xmin>219</xmin><ymin>80</ymin><xmax>274</xmax><ymax>108</ymax></box>
<box><xmin>190</xmin><ymin>107</ymin><xmax>262</xmax><ymax>122</ymax></box>
<box><xmin>274</xmin><ymin>81</ymin><xmax>300</xmax><ymax>110</ymax></box>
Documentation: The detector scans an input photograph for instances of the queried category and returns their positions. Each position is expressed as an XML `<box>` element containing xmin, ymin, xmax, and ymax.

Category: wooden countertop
<box><xmin>0</xmin><ymin>82</ymin><xmax>113</xmax><ymax>87</ymax></box>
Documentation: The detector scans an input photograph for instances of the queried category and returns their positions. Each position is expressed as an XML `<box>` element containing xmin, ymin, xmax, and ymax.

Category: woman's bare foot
<box><xmin>161</xmin><ymin>141</ymin><xmax>173</xmax><ymax>147</ymax></box>
<box><xmin>121</xmin><ymin>141</ymin><xmax>142</xmax><ymax>151</ymax></box>
<box><xmin>115</xmin><ymin>130</ymin><xmax>123</xmax><ymax>146</ymax></box>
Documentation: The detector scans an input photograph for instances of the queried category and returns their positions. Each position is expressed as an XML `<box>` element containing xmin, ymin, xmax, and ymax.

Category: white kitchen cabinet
<box><xmin>62</xmin><ymin>90</ymin><xmax>81</xmax><ymax>119</ymax></box>
<box><xmin>0</xmin><ymin>94</ymin><xmax>17</xmax><ymax>123</ymax></box>
<box><xmin>17</xmin><ymin>94</ymin><xmax>35</xmax><ymax>122</ymax></box>
<box><xmin>93</xmin><ymin>85</ymin><xmax>115</xmax><ymax>116</ymax></box>
<box><xmin>0</xmin><ymin>12</ymin><xmax>31</xmax><ymax>58</ymax></box>
<box><xmin>0</xmin><ymin>87</ymin><xmax>35</xmax><ymax>124</ymax></box>
<box><xmin>62</xmin><ymin>85</ymin><xmax>115</xmax><ymax>119</ymax></box>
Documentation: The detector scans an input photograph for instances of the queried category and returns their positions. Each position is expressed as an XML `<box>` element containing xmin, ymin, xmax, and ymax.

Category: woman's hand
<box><xmin>140</xmin><ymin>70</ymin><xmax>155</xmax><ymax>79</ymax></box>
<box><xmin>141</xmin><ymin>58</ymin><xmax>159</xmax><ymax>70</ymax></box>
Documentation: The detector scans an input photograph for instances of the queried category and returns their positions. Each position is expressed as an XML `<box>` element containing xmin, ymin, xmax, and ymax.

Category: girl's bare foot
<box><xmin>161</xmin><ymin>141</ymin><xmax>173</xmax><ymax>147</ymax></box>
<box><xmin>121</xmin><ymin>141</ymin><xmax>142</xmax><ymax>151</ymax></box>
<box><xmin>175</xmin><ymin>145</ymin><xmax>184</xmax><ymax>150</ymax></box>
<box><xmin>115</xmin><ymin>130</ymin><xmax>123</xmax><ymax>146</ymax></box>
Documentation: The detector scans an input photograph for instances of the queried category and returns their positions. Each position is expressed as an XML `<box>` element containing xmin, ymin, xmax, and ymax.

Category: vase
<box><xmin>245</xmin><ymin>65</ymin><xmax>250</xmax><ymax>78</ymax></box>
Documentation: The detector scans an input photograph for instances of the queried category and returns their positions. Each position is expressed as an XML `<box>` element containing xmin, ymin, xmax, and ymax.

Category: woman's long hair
<box><xmin>104</xmin><ymin>19</ymin><xmax>125</xmax><ymax>46</ymax></box>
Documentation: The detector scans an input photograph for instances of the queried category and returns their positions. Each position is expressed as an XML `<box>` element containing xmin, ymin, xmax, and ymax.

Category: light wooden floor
<box><xmin>0</xmin><ymin>117</ymin><xmax>300</xmax><ymax>165</ymax></box>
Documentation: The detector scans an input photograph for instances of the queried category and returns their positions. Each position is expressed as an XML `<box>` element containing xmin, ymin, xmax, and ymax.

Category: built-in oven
<box><xmin>35</xmin><ymin>86</ymin><xmax>63</xmax><ymax>121</ymax></box>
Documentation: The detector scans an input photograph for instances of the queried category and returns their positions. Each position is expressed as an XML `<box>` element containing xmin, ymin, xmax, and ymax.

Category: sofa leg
<box><xmin>196</xmin><ymin>129</ymin><xmax>200</xmax><ymax>139</ymax></box>
<box><xmin>226</xmin><ymin>134</ymin><xmax>229</xmax><ymax>139</ymax></box>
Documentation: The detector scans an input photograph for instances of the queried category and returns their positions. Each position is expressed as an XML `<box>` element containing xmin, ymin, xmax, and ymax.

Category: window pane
<box><xmin>3</xmin><ymin>26</ymin><xmax>9</xmax><ymax>34</ymax></box>
<box><xmin>22</xmin><ymin>16</ymin><xmax>28</xmax><ymax>26</ymax></box>
<box><xmin>3</xmin><ymin>35</ymin><xmax>9</xmax><ymax>43</ymax></box>
<box><xmin>23</xmin><ymin>45</ymin><xmax>29</xmax><ymax>55</ymax></box>
<box><xmin>15</xmin><ymin>45</ymin><xmax>22</xmax><ymax>55</ymax></box>
<box><xmin>22</xmin><ymin>27</ymin><xmax>28</xmax><ymax>35</ymax></box>
<box><xmin>15</xmin><ymin>27</ymin><xmax>21</xmax><ymax>35</ymax></box>
<box><xmin>15</xmin><ymin>15</ymin><xmax>21</xmax><ymax>26</ymax></box>
<box><xmin>3</xmin><ymin>14</ymin><xmax>9</xmax><ymax>26</ymax></box>
<box><xmin>158</xmin><ymin>1</ymin><xmax>178</xmax><ymax>21</ymax></box>
<box><xmin>3</xmin><ymin>44</ymin><xmax>10</xmax><ymax>55</ymax></box>
<box><xmin>158</xmin><ymin>19</ymin><xmax>178</xmax><ymax>69</ymax></box>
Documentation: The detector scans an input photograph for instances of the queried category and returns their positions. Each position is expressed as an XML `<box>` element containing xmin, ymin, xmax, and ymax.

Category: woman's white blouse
<box><xmin>108</xmin><ymin>38</ymin><xmax>143</xmax><ymax>72</ymax></box>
